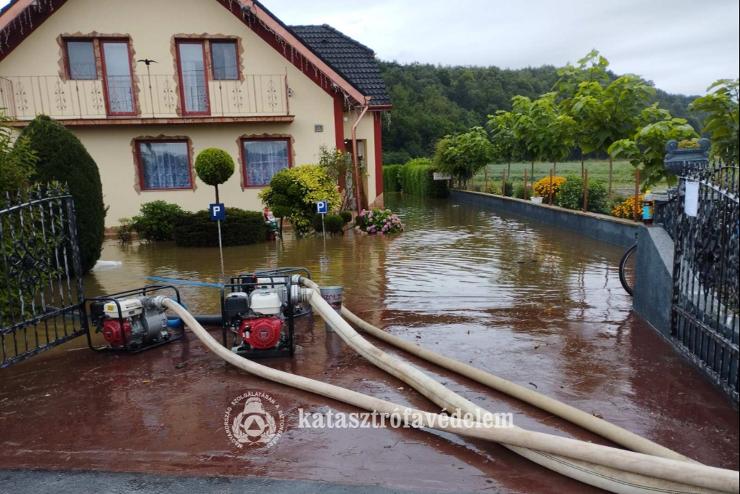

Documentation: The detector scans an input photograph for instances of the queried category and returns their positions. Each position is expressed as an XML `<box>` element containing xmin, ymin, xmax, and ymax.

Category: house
<box><xmin>0</xmin><ymin>0</ymin><xmax>390</xmax><ymax>226</ymax></box>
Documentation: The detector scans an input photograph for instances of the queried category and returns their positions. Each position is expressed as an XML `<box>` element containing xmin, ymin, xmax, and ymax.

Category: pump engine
<box><xmin>222</xmin><ymin>273</ymin><xmax>300</xmax><ymax>358</ymax></box>
<box><xmin>85</xmin><ymin>286</ymin><xmax>183</xmax><ymax>353</ymax></box>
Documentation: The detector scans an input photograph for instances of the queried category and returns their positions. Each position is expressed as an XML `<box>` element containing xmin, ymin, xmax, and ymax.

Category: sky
<box><xmin>1</xmin><ymin>0</ymin><xmax>738</xmax><ymax>95</ymax></box>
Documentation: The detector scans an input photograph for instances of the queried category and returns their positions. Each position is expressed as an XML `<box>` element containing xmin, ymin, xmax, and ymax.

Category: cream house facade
<box><xmin>0</xmin><ymin>0</ymin><xmax>390</xmax><ymax>226</ymax></box>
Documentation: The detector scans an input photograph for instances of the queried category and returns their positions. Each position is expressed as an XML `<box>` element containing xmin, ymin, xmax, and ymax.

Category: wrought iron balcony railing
<box><xmin>0</xmin><ymin>73</ymin><xmax>290</xmax><ymax>121</ymax></box>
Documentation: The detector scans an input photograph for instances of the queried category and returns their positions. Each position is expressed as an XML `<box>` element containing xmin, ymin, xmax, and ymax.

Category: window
<box><xmin>136</xmin><ymin>140</ymin><xmax>192</xmax><ymax>190</ymax></box>
<box><xmin>176</xmin><ymin>41</ymin><xmax>209</xmax><ymax>115</ymax></box>
<box><xmin>210</xmin><ymin>41</ymin><xmax>238</xmax><ymax>80</ymax></box>
<box><xmin>101</xmin><ymin>40</ymin><xmax>135</xmax><ymax>115</ymax></box>
<box><xmin>241</xmin><ymin>138</ymin><xmax>291</xmax><ymax>187</ymax></box>
<box><xmin>66</xmin><ymin>40</ymin><xmax>97</xmax><ymax>80</ymax></box>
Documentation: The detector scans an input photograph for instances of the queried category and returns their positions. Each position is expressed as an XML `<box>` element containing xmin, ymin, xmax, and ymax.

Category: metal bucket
<box><xmin>319</xmin><ymin>286</ymin><xmax>343</xmax><ymax>332</ymax></box>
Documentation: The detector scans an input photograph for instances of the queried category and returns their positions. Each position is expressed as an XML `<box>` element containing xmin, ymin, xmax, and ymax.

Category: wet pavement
<box><xmin>0</xmin><ymin>194</ymin><xmax>737</xmax><ymax>493</ymax></box>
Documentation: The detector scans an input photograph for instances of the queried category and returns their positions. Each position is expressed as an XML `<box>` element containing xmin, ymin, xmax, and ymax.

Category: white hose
<box><xmin>340</xmin><ymin>306</ymin><xmax>688</xmax><ymax>462</ymax></box>
<box><xmin>158</xmin><ymin>296</ymin><xmax>739</xmax><ymax>494</ymax></box>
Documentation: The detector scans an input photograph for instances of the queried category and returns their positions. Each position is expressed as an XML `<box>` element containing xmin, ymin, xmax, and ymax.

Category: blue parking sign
<box><xmin>209</xmin><ymin>203</ymin><xmax>226</xmax><ymax>221</ymax></box>
<box><xmin>316</xmin><ymin>200</ymin><xmax>328</xmax><ymax>215</ymax></box>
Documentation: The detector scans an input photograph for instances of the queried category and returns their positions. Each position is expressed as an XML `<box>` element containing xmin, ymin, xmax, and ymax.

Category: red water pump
<box><xmin>222</xmin><ymin>274</ymin><xmax>297</xmax><ymax>358</ymax></box>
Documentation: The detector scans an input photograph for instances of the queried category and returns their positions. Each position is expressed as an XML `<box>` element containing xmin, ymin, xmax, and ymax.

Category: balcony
<box><xmin>0</xmin><ymin>73</ymin><xmax>293</xmax><ymax>126</ymax></box>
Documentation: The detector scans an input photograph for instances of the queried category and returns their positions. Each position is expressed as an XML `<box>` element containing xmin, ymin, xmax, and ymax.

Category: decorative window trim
<box><xmin>131</xmin><ymin>135</ymin><xmax>196</xmax><ymax>192</ymax></box>
<box><xmin>237</xmin><ymin>134</ymin><xmax>294</xmax><ymax>189</ymax></box>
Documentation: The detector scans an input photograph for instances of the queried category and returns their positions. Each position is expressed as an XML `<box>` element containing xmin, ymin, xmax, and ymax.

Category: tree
<box><xmin>690</xmin><ymin>79</ymin><xmax>739</xmax><ymax>164</ymax></box>
<box><xmin>533</xmin><ymin>93</ymin><xmax>575</xmax><ymax>171</ymax></box>
<box><xmin>20</xmin><ymin>116</ymin><xmax>105</xmax><ymax>273</ymax></box>
<box><xmin>259</xmin><ymin>165</ymin><xmax>341</xmax><ymax>237</ymax></box>
<box><xmin>608</xmin><ymin>105</ymin><xmax>697</xmax><ymax>189</ymax></box>
<box><xmin>433</xmin><ymin>126</ymin><xmax>494</xmax><ymax>187</ymax></box>
<box><xmin>488</xmin><ymin>110</ymin><xmax>522</xmax><ymax>181</ymax></box>
<box><xmin>0</xmin><ymin>112</ymin><xmax>37</xmax><ymax>195</ymax></box>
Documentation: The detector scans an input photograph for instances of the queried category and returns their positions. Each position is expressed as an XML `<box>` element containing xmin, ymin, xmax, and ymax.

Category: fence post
<box><xmin>633</xmin><ymin>169</ymin><xmax>640</xmax><ymax>221</ymax></box>
<box><xmin>523</xmin><ymin>168</ymin><xmax>528</xmax><ymax>200</ymax></box>
<box><xmin>583</xmin><ymin>169</ymin><xmax>589</xmax><ymax>212</ymax></box>
<box><xmin>549</xmin><ymin>168</ymin><xmax>554</xmax><ymax>205</ymax></box>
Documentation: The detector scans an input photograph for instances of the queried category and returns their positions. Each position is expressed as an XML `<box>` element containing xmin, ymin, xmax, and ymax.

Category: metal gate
<box><xmin>0</xmin><ymin>185</ymin><xmax>85</xmax><ymax>368</ymax></box>
<box><xmin>672</xmin><ymin>163</ymin><xmax>739</xmax><ymax>400</ymax></box>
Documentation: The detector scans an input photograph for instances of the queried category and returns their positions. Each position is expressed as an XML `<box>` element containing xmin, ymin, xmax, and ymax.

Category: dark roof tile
<box><xmin>289</xmin><ymin>24</ymin><xmax>390</xmax><ymax>107</ymax></box>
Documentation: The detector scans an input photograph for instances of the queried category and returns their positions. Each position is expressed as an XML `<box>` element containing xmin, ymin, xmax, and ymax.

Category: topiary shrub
<box><xmin>513</xmin><ymin>183</ymin><xmax>531</xmax><ymax>200</ymax></box>
<box><xmin>20</xmin><ymin>115</ymin><xmax>105</xmax><ymax>273</ymax></box>
<box><xmin>194</xmin><ymin>148</ymin><xmax>235</xmax><ymax>186</ymax></box>
<box><xmin>132</xmin><ymin>201</ymin><xmax>186</xmax><ymax>241</ymax></box>
<box><xmin>312</xmin><ymin>213</ymin><xmax>345</xmax><ymax>235</ymax></box>
<box><xmin>173</xmin><ymin>208</ymin><xmax>267</xmax><ymax>247</ymax></box>
<box><xmin>339</xmin><ymin>210</ymin><xmax>353</xmax><ymax>224</ymax></box>
<box><xmin>259</xmin><ymin>165</ymin><xmax>341</xmax><ymax>237</ymax></box>
<box><xmin>556</xmin><ymin>176</ymin><xmax>609</xmax><ymax>213</ymax></box>
<box><xmin>1</xmin><ymin>113</ymin><xmax>36</xmax><ymax>195</ymax></box>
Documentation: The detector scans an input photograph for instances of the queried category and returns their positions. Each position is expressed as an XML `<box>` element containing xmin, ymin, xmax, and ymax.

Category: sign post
<box><xmin>209</xmin><ymin>202</ymin><xmax>226</xmax><ymax>279</ymax></box>
<box><xmin>316</xmin><ymin>200</ymin><xmax>328</xmax><ymax>239</ymax></box>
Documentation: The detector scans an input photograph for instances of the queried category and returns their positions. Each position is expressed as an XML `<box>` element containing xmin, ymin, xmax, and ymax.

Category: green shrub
<box><xmin>501</xmin><ymin>180</ymin><xmax>513</xmax><ymax>197</ymax></box>
<box><xmin>174</xmin><ymin>208</ymin><xmax>267</xmax><ymax>247</ymax></box>
<box><xmin>1</xmin><ymin>114</ymin><xmax>36</xmax><ymax>195</ymax></box>
<box><xmin>339</xmin><ymin>210</ymin><xmax>353</xmax><ymax>224</ymax></box>
<box><xmin>117</xmin><ymin>218</ymin><xmax>135</xmax><ymax>243</ymax></box>
<box><xmin>514</xmin><ymin>183</ymin><xmax>531</xmax><ymax>200</ymax></box>
<box><xmin>556</xmin><ymin>176</ymin><xmax>609</xmax><ymax>213</ymax></box>
<box><xmin>194</xmin><ymin>148</ymin><xmax>235</xmax><ymax>186</ymax></box>
<box><xmin>20</xmin><ymin>115</ymin><xmax>105</xmax><ymax>273</ymax></box>
<box><xmin>132</xmin><ymin>201</ymin><xmax>186</xmax><ymax>241</ymax></box>
<box><xmin>383</xmin><ymin>164</ymin><xmax>403</xmax><ymax>192</ymax></box>
<box><xmin>259</xmin><ymin>165</ymin><xmax>341</xmax><ymax>237</ymax></box>
<box><xmin>398</xmin><ymin>158</ymin><xmax>449</xmax><ymax>197</ymax></box>
<box><xmin>313</xmin><ymin>213</ymin><xmax>344</xmax><ymax>234</ymax></box>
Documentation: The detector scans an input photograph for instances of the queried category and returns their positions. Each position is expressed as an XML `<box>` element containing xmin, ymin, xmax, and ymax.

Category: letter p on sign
<box><xmin>210</xmin><ymin>203</ymin><xmax>226</xmax><ymax>221</ymax></box>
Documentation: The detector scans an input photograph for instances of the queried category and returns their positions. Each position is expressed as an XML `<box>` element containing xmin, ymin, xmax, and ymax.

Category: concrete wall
<box><xmin>0</xmin><ymin>0</ymin><xmax>380</xmax><ymax>225</ymax></box>
<box><xmin>634</xmin><ymin>226</ymin><xmax>675</xmax><ymax>336</ymax></box>
<box><xmin>451</xmin><ymin>190</ymin><xmax>640</xmax><ymax>248</ymax></box>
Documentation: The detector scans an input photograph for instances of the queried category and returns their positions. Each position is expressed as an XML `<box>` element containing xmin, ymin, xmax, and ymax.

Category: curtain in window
<box><xmin>211</xmin><ymin>42</ymin><xmax>238</xmax><ymax>80</ymax></box>
<box><xmin>138</xmin><ymin>142</ymin><xmax>191</xmax><ymax>189</ymax></box>
<box><xmin>178</xmin><ymin>43</ymin><xmax>208</xmax><ymax>113</ymax></box>
<box><xmin>66</xmin><ymin>41</ymin><xmax>97</xmax><ymax>80</ymax></box>
<box><xmin>243</xmin><ymin>140</ymin><xmax>289</xmax><ymax>186</ymax></box>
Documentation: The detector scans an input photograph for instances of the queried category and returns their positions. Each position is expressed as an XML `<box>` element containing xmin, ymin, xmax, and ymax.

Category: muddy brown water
<box><xmin>0</xmin><ymin>193</ymin><xmax>737</xmax><ymax>493</ymax></box>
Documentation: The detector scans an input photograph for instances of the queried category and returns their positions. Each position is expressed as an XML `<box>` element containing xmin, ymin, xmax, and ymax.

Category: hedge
<box><xmin>383</xmin><ymin>164</ymin><xmax>403</xmax><ymax>192</ymax></box>
<box><xmin>398</xmin><ymin>158</ymin><xmax>449</xmax><ymax>197</ymax></box>
<box><xmin>173</xmin><ymin>208</ymin><xmax>267</xmax><ymax>247</ymax></box>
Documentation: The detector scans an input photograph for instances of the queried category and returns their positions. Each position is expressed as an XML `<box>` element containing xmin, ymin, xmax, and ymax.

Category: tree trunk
<box><xmin>608</xmin><ymin>155</ymin><xmax>614</xmax><ymax>198</ymax></box>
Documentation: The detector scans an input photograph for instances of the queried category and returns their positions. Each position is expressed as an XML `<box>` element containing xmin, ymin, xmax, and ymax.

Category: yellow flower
<box><xmin>533</xmin><ymin>176</ymin><xmax>566</xmax><ymax>198</ymax></box>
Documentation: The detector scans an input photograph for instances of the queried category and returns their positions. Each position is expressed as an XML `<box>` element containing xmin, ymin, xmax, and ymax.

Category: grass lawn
<box><xmin>470</xmin><ymin>160</ymin><xmax>667</xmax><ymax>197</ymax></box>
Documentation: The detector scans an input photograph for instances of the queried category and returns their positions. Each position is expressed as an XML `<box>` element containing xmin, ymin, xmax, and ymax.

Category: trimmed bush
<box><xmin>20</xmin><ymin>115</ymin><xmax>105</xmax><ymax>273</ymax></box>
<box><xmin>132</xmin><ymin>201</ymin><xmax>186</xmax><ymax>241</ymax></box>
<box><xmin>1</xmin><ymin>114</ymin><xmax>36</xmax><ymax>195</ymax></box>
<box><xmin>174</xmin><ymin>208</ymin><xmax>267</xmax><ymax>247</ymax></box>
<box><xmin>383</xmin><ymin>164</ymin><xmax>403</xmax><ymax>192</ymax></box>
<box><xmin>398</xmin><ymin>158</ymin><xmax>449</xmax><ymax>197</ymax></box>
<box><xmin>313</xmin><ymin>213</ymin><xmax>344</xmax><ymax>234</ymax></box>
<box><xmin>339</xmin><ymin>210</ymin><xmax>353</xmax><ymax>224</ymax></box>
<box><xmin>556</xmin><ymin>176</ymin><xmax>609</xmax><ymax>213</ymax></box>
<box><xmin>195</xmin><ymin>148</ymin><xmax>235</xmax><ymax>186</ymax></box>
<box><xmin>532</xmin><ymin>175</ymin><xmax>566</xmax><ymax>199</ymax></box>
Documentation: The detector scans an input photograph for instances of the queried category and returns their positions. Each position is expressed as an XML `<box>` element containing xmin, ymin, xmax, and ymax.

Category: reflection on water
<box><xmin>89</xmin><ymin>192</ymin><xmax>629</xmax><ymax>327</ymax></box>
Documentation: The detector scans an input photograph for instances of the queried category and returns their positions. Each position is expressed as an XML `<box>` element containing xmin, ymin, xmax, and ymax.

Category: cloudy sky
<box><xmin>2</xmin><ymin>0</ymin><xmax>737</xmax><ymax>95</ymax></box>
<box><xmin>267</xmin><ymin>0</ymin><xmax>738</xmax><ymax>96</ymax></box>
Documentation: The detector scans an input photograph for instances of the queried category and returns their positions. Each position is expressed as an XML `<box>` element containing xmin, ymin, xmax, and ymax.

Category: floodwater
<box><xmin>0</xmin><ymin>193</ymin><xmax>737</xmax><ymax>493</ymax></box>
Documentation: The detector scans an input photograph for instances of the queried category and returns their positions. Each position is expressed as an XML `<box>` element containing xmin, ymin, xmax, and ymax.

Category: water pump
<box><xmin>85</xmin><ymin>286</ymin><xmax>184</xmax><ymax>352</ymax></box>
<box><xmin>221</xmin><ymin>270</ymin><xmax>306</xmax><ymax>358</ymax></box>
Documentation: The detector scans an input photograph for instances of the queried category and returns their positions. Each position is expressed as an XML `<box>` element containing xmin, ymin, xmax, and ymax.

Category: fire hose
<box><xmin>155</xmin><ymin>286</ymin><xmax>739</xmax><ymax>494</ymax></box>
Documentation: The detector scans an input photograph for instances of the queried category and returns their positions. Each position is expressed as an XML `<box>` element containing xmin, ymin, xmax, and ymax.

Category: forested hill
<box><xmin>379</xmin><ymin>61</ymin><xmax>699</xmax><ymax>163</ymax></box>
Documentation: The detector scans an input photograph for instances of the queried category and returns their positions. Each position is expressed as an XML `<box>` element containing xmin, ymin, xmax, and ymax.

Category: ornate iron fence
<box><xmin>0</xmin><ymin>185</ymin><xmax>85</xmax><ymax>368</ymax></box>
<box><xmin>671</xmin><ymin>162</ymin><xmax>739</xmax><ymax>400</ymax></box>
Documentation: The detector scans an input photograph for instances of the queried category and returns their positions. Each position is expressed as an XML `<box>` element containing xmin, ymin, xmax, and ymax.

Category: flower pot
<box><xmin>530</xmin><ymin>196</ymin><xmax>544</xmax><ymax>205</ymax></box>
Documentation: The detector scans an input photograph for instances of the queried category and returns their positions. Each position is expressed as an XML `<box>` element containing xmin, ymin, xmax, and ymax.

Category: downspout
<box><xmin>351</xmin><ymin>100</ymin><xmax>370</xmax><ymax>212</ymax></box>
